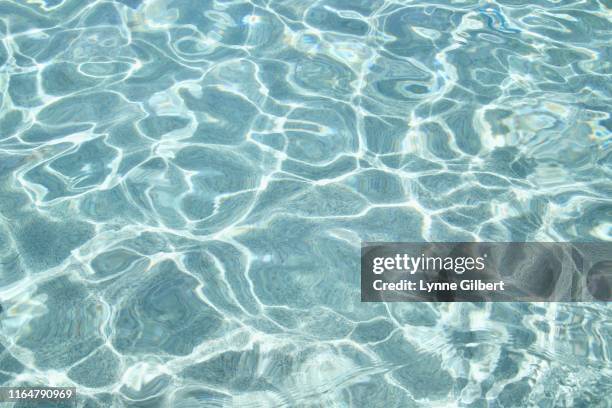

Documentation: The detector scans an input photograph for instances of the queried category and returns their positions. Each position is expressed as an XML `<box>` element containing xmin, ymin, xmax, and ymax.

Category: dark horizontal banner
<box><xmin>361</xmin><ymin>242</ymin><xmax>611</xmax><ymax>302</ymax></box>
<box><xmin>0</xmin><ymin>387</ymin><xmax>76</xmax><ymax>404</ymax></box>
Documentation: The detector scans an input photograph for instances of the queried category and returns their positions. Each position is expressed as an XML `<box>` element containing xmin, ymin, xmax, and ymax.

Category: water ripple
<box><xmin>0</xmin><ymin>0</ymin><xmax>610</xmax><ymax>407</ymax></box>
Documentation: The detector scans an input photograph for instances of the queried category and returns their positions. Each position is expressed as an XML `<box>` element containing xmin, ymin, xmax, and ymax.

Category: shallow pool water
<box><xmin>0</xmin><ymin>0</ymin><xmax>610</xmax><ymax>406</ymax></box>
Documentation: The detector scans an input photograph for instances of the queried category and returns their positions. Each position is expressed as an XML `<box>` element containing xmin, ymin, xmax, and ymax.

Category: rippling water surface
<box><xmin>0</xmin><ymin>0</ymin><xmax>611</xmax><ymax>406</ymax></box>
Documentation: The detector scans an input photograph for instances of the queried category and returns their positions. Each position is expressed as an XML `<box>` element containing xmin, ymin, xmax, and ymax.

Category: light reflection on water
<box><xmin>0</xmin><ymin>0</ymin><xmax>610</xmax><ymax>406</ymax></box>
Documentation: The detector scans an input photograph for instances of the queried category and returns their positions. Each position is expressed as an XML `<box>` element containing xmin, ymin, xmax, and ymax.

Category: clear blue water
<box><xmin>0</xmin><ymin>0</ymin><xmax>610</xmax><ymax>407</ymax></box>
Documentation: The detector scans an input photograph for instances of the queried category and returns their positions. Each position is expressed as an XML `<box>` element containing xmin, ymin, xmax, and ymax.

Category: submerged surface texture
<box><xmin>0</xmin><ymin>0</ymin><xmax>611</xmax><ymax>406</ymax></box>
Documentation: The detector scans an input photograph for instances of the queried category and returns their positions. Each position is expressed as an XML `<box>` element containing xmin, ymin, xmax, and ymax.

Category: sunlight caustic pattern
<box><xmin>0</xmin><ymin>0</ymin><xmax>610</xmax><ymax>406</ymax></box>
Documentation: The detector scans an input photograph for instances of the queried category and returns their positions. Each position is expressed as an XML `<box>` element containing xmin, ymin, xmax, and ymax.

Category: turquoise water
<box><xmin>0</xmin><ymin>0</ymin><xmax>611</xmax><ymax>406</ymax></box>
